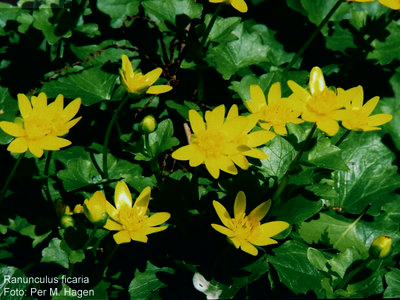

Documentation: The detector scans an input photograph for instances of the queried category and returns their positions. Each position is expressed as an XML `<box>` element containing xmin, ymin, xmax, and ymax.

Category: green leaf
<box><xmin>384</xmin><ymin>268</ymin><xmax>400</xmax><ymax>298</ymax></box>
<box><xmin>128</xmin><ymin>261</ymin><xmax>174</xmax><ymax>299</ymax></box>
<box><xmin>0</xmin><ymin>86</ymin><xmax>18</xmax><ymax>145</ymax></box>
<box><xmin>331</xmin><ymin>132</ymin><xmax>400</xmax><ymax>214</ymax></box>
<box><xmin>41</xmin><ymin>238</ymin><xmax>69</xmax><ymax>269</ymax></box>
<box><xmin>368</xmin><ymin>22</ymin><xmax>400</xmax><ymax>65</ymax></box>
<box><xmin>41</xmin><ymin>67</ymin><xmax>118</xmax><ymax>106</ymax></box>
<box><xmin>208</xmin><ymin>15</ymin><xmax>242</xmax><ymax>44</ymax></box>
<box><xmin>97</xmin><ymin>0</ymin><xmax>140</xmax><ymax>28</ymax></box>
<box><xmin>258</xmin><ymin>135</ymin><xmax>296</xmax><ymax>181</ymax></box>
<box><xmin>57</xmin><ymin>159</ymin><xmax>101</xmax><ymax>192</ymax></box>
<box><xmin>69</xmin><ymin>250</ymin><xmax>85</xmax><ymax>264</ymax></box>
<box><xmin>328</xmin><ymin>248</ymin><xmax>362</xmax><ymax>279</ymax></box>
<box><xmin>146</xmin><ymin>119</ymin><xmax>179</xmax><ymax>158</ymax></box>
<box><xmin>307</xmin><ymin>137</ymin><xmax>349</xmax><ymax>171</ymax></box>
<box><xmin>0</xmin><ymin>265</ymin><xmax>28</xmax><ymax>300</ymax></box>
<box><xmin>206</xmin><ymin>21</ymin><xmax>271</xmax><ymax>80</ymax></box>
<box><xmin>307</xmin><ymin>247</ymin><xmax>329</xmax><ymax>273</ymax></box>
<box><xmin>300</xmin><ymin>0</ymin><xmax>338</xmax><ymax>25</ymax></box>
<box><xmin>268</xmin><ymin>240</ymin><xmax>325</xmax><ymax>297</ymax></box>
<box><xmin>165</xmin><ymin>100</ymin><xmax>200</xmax><ymax>120</ymax></box>
<box><xmin>6</xmin><ymin>216</ymin><xmax>51</xmax><ymax>247</ymax></box>
<box><xmin>142</xmin><ymin>0</ymin><xmax>203</xmax><ymax>32</ymax></box>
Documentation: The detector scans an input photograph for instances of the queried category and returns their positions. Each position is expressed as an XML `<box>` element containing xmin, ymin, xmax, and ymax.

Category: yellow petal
<box><xmin>209</xmin><ymin>0</ymin><xmax>225</xmax><ymax>3</ymax></box>
<box><xmin>172</xmin><ymin>145</ymin><xmax>196</xmax><ymax>161</ymax></box>
<box><xmin>144</xmin><ymin>68</ymin><xmax>162</xmax><ymax>86</ymax></box>
<box><xmin>218</xmin><ymin>156</ymin><xmax>238</xmax><ymax>175</ymax></box>
<box><xmin>287</xmin><ymin>81</ymin><xmax>311</xmax><ymax>102</ymax></box>
<box><xmin>113</xmin><ymin>230</ymin><xmax>131</xmax><ymax>244</ymax></box>
<box><xmin>130</xmin><ymin>232</ymin><xmax>148</xmax><ymax>243</ymax></box>
<box><xmin>211</xmin><ymin>223</ymin><xmax>234</xmax><ymax>236</ymax></box>
<box><xmin>0</xmin><ymin>121</ymin><xmax>25</xmax><ymax>137</ymax></box>
<box><xmin>205</xmin><ymin>157</ymin><xmax>221</xmax><ymax>179</ymax></box>
<box><xmin>146</xmin><ymin>85</ymin><xmax>173</xmax><ymax>94</ymax></box>
<box><xmin>189</xmin><ymin>110</ymin><xmax>205</xmax><ymax>134</ymax></box>
<box><xmin>379</xmin><ymin>0</ymin><xmax>400</xmax><ymax>9</ymax></box>
<box><xmin>259</xmin><ymin>221</ymin><xmax>289</xmax><ymax>237</ymax></box>
<box><xmin>133</xmin><ymin>186</ymin><xmax>151</xmax><ymax>217</ymax></box>
<box><xmin>240</xmin><ymin>241</ymin><xmax>258</xmax><ymax>256</ymax></box>
<box><xmin>243</xmin><ymin>148</ymin><xmax>269</xmax><ymax>160</ymax></box>
<box><xmin>226</xmin><ymin>104</ymin><xmax>239</xmax><ymax>120</ymax></box>
<box><xmin>144</xmin><ymin>225</ymin><xmax>168</xmax><ymax>235</ymax></box>
<box><xmin>309</xmin><ymin>67</ymin><xmax>326</xmax><ymax>95</ymax></box>
<box><xmin>248</xmin><ymin>232</ymin><xmax>277</xmax><ymax>246</ymax></box>
<box><xmin>28</xmin><ymin>141</ymin><xmax>44</xmax><ymax>158</ymax></box>
<box><xmin>317</xmin><ymin>119</ymin><xmax>339</xmax><ymax>136</ymax></box>
<box><xmin>17</xmin><ymin>94</ymin><xmax>32</xmax><ymax>118</ymax></box>
<box><xmin>42</xmin><ymin>136</ymin><xmax>71</xmax><ymax>150</ymax></box>
<box><xmin>205</xmin><ymin>105</ymin><xmax>225</xmax><ymax>131</ymax></box>
<box><xmin>7</xmin><ymin>138</ymin><xmax>28</xmax><ymax>154</ymax></box>
<box><xmin>247</xmin><ymin>130</ymin><xmax>273</xmax><ymax>147</ymax></box>
<box><xmin>48</xmin><ymin>94</ymin><xmax>64</xmax><ymax>115</ymax></box>
<box><xmin>362</xmin><ymin>96</ymin><xmax>379</xmax><ymax>116</ymax></box>
<box><xmin>231</xmin><ymin>154</ymin><xmax>249</xmax><ymax>170</ymax></box>
<box><xmin>121</xmin><ymin>55</ymin><xmax>134</xmax><ymax>77</ymax></box>
<box><xmin>249</xmin><ymin>85</ymin><xmax>266</xmax><ymax>112</ymax></box>
<box><xmin>213</xmin><ymin>200</ymin><xmax>233</xmax><ymax>229</ymax></box>
<box><xmin>104</xmin><ymin>218</ymin><xmax>123</xmax><ymax>231</ymax></box>
<box><xmin>234</xmin><ymin>191</ymin><xmax>246</xmax><ymax>219</ymax></box>
<box><xmin>189</xmin><ymin>149</ymin><xmax>205</xmax><ymax>167</ymax></box>
<box><xmin>267</xmin><ymin>82</ymin><xmax>282</xmax><ymax>106</ymax></box>
<box><xmin>248</xmin><ymin>200</ymin><xmax>271</xmax><ymax>222</ymax></box>
<box><xmin>63</xmin><ymin>97</ymin><xmax>81</xmax><ymax>121</ymax></box>
<box><xmin>368</xmin><ymin>114</ymin><xmax>393</xmax><ymax>127</ymax></box>
<box><xmin>147</xmin><ymin>212</ymin><xmax>171</xmax><ymax>226</ymax></box>
<box><xmin>230</xmin><ymin>0</ymin><xmax>248</xmax><ymax>12</ymax></box>
<box><xmin>114</xmin><ymin>181</ymin><xmax>133</xmax><ymax>209</ymax></box>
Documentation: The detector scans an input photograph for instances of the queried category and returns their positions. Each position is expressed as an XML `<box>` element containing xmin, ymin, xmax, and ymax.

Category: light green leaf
<box><xmin>268</xmin><ymin>240</ymin><xmax>325</xmax><ymax>297</ymax></box>
<box><xmin>128</xmin><ymin>261</ymin><xmax>174</xmax><ymax>299</ymax></box>
<box><xmin>368</xmin><ymin>22</ymin><xmax>400</xmax><ymax>65</ymax></box>
<box><xmin>328</xmin><ymin>248</ymin><xmax>362</xmax><ymax>279</ymax></box>
<box><xmin>41</xmin><ymin>67</ymin><xmax>118</xmax><ymax>106</ymax></box>
<box><xmin>6</xmin><ymin>216</ymin><xmax>51</xmax><ymax>248</ymax></box>
<box><xmin>307</xmin><ymin>247</ymin><xmax>329</xmax><ymax>272</ymax></box>
<box><xmin>142</xmin><ymin>0</ymin><xmax>203</xmax><ymax>32</ymax></box>
<box><xmin>384</xmin><ymin>268</ymin><xmax>400</xmax><ymax>298</ymax></box>
<box><xmin>0</xmin><ymin>265</ymin><xmax>28</xmax><ymax>300</ymax></box>
<box><xmin>308</xmin><ymin>137</ymin><xmax>349</xmax><ymax>171</ymax></box>
<box><xmin>41</xmin><ymin>238</ymin><xmax>69</xmax><ymax>269</ymax></box>
<box><xmin>97</xmin><ymin>0</ymin><xmax>140</xmax><ymax>28</ymax></box>
<box><xmin>148</xmin><ymin>119</ymin><xmax>179</xmax><ymax>157</ymax></box>
<box><xmin>57</xmin><ymin>159</ymin><xmax>101</xmax><ymax>192</ymax></box>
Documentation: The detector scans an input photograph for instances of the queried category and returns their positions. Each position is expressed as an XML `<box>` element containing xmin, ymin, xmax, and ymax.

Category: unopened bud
<box><xmin>139</xmin><ymin>115</ymin><xmax>157</xmax><ymax>133</ymax></box>
<box><xmin>83</xmin><ymin>191</ymin><xmax>109</xmax><ymax>227</ymax></box>
<box><xmin>60</xmin><ymin>215</ymin><xmax>75</xmax><ymax>229</ymax></box>
<box><xmin>369</xmin><ymin>235</ymin><xmax>392</xmax><ymax>259</ymax></box>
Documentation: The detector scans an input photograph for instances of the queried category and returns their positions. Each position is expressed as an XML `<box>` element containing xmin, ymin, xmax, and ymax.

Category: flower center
<box><xmin>307</xmin><ymin>90</ymin><xmax>339</xmax><ymax>116</ymax></box>
<box><xmin>23</xmin><ymin>116</ymin><xmax>52</xmax><ymax>140</ymax></box>
<box><xmin>118</xmin><ymin>207</ymin><xmax>148</xmax><ymax>235</ymax></box>
<box><xmin>192</xmin><ymin>130</ymin><xmax>230</xmax><ymax>158</ymax></box>
<box><xmin>231</xmin><ymin>215</ymin><xmax>259</xmax><ymax>242</ymax></box>
<box><xmin>260</xmin><ymin>104</ymin><xmax>292</xmax><ymax>126</ymax></box>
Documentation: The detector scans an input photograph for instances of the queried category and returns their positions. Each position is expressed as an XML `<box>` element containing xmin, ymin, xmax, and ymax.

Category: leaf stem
<box><xmin>201</xmin><ymin>4</ymin><xmax>223</xmax><ymax>51</ymax></box>
<box><xmin>284</xmin><ymin>0</ymin><xmax>345</xmax><ymax>71</ymax></box>
<box><xmin>272</xmin><ymin>123</ymin><xmax>317</xmax><ymax>202</ymax></box>
<box><xmin>144</xmin><ymin>132</ymin><xmax>161</xmax><ymax>182</ymax></box>
<box><xmin>335</xmin><ymin>129</ymin><xmax>351</xmax><ymax>147</ymax></box>
<box><xmin>103</xmin><ymin>94</ymin><xmax>130</xmax><ymax>179</ymax></box>
<box><xmin>0</xmin><ymin>153</ymin><xmax>24</xmax><ymax>210</ymax></box>
<box><xmin>335</xmin><ymin>256</ymin><xmax>373</xmax><ymax>291</ymax></box>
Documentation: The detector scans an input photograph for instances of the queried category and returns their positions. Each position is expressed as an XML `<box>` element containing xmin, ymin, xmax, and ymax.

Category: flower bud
<box><xmin>60</xmin><ymin>215</ymin><xmax>75</xmax><ymax>229</ymax></box>
<box><xmin>369</xmin><ymin>235</ymin><xmax>392</xmax><ymax>259</ymax></box>
<box><xmin>83</xmin><ymin>191</ymin><xmax>109</xmax><ymax>227</ymax></box>
<box><xmin>139</xmin><ymin>115</ymin><xmax>157</xmax><ymax>133</ymax></box>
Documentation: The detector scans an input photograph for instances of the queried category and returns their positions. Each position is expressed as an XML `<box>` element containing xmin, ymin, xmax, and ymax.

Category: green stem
<box><xmin>83</xmin><ymin>225</ymin><xmax>98</xmax><ymax>250</ymax></box>
<box><xmin>0</xmin><ymin>153</ymin><xmax>24</xmax><ymax>209</ymax></box>
<box><xmin>272</xmin><ymin>124</ymin><xmax>317</xmax><ymax>202</ymax></box>
<box><xmin>43</xmin><ymin>151</ymin><xmax>53</xmax><ymax>203</ymax></box>
<box><xmin>103</xmin><ymin>94</ymin><xmax>130</xmax><ymax>179</ymax></box>
<box><xmin>144</xmin><ymin>133</ymin><xmax>161</xmax><ymax>182</ymax></box>
<box><xmin>335</xmin><ymin>129</ymin><xmax>351</xmax><ymax>147</ymax></box>
<box><xmin>284</xmin><ymin>0</ymin><xmax>345</xmax><ymax>71</ymax></box>
<box><xmin>335</xmin><ymin>256</ymin><xmax>373</xmax><ymax>291</ymax></box>
<box><xmin>200</xmin><ymin>4</ymin><xmax>223</xmax><ymax>51</ymax></box>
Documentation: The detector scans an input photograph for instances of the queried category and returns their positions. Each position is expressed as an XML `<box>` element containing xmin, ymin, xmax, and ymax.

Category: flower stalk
<box><xmin>0</xmin><ymin>153</ymin><xmax>24</xmax><ymax>210</ymax></box>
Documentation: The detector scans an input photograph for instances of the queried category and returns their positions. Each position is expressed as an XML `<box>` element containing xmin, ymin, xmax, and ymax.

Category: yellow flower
<box><xmin>172</xmin><ymin>105</ymin><xmax>274</xmax><ymax>179</ymax></box>
<box><xmin>211</xmin><ymin>191</ymin><xmax>289</xmax><ymax>256</ymax></box>
<box><xmin>246</xmin><ymin>83</ymin><xmax>303</xmax><ymax>135</ymax></box>
<box><xmin>0</xmin><ymin>93</ymin><xmax>81</xmax><ymax>157</ymax></box>
<box><xmin>83</xmin><ymin>191</ymin><xmax>109</xmax><ymax>227</ymax></box>
<box><xmin>209</xmin><ymin>0</ymin><xmax>248</xmax><ymax>13</ymax></box>
<box><xmin>288</xmin><ymin>67</ymin><xmax>345</xmax><ymax>136</ymax></box>
<box><xmin>120</xmin><ymin>55</ymin><xmax>172</xmax><ymax>95</ymax></box>
<box><xmin>104</xmin><ymin>181</ymin><xmax>170</xmax><ymax>244</ymax></box>
<box><xmin>347</xmin><ymin>0</ymin><xmax>400</xmax><ymax>10</ymax></box>
<box><xmin>335</xmin><ymin>86</ymin><xmax>392</xmax><ymax>131</ymax></box>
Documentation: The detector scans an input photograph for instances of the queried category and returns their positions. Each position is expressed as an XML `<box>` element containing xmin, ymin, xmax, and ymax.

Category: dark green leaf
<box><xmin>384</xmin><ymin>268</ymin><xmax>400</xmax><ymax>298</ymax></box>
<box><xmin>0</xmin><ymin>265</ymin><xmax>28</xmax><ymax>300</ymax></box>
<box><xmin>369</xmin><ymin>22</ymin><xmax>400</xmax><ymax>65</ymax></box>
<box><xmin>149</xmin><ymin>118</ymin><xmax>179</xmax><ymax>157</ymax></box>
<box><xmin>308</xmin><ymin>137</ymin><xmax>349</xmax><ymax>171</ymax></box>
<box><xmin>57</xmin><ymin>159</ymin><xmax>101</xmax><ymax>192</ymax></box>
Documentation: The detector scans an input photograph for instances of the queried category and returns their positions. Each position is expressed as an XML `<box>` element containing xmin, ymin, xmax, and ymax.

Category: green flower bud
<box><xmin>139</xmin><ymin>115</ymin><xmax>157</xmax><ymax>133</ymax></box>
<box><xmin>60</xmin><ymin>215</ymin><xmax>75</xmax><ymax>229</ymax></box>
<box><xmin>369</xmin><ymin>235</ymin><xmax>392</xmax><ymax>259</ymax></box>
<box><xmin>83</xmin><ymin>191</ymin><xmax>109</xmax><ymax>227</ymax></box>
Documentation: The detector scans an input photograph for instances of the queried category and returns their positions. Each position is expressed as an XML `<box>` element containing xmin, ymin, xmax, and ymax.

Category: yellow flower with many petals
<box><xmin>211</xmin><ymin>191</ymin><xmax>289</xmax><ymax>256</ymax></box>
<box><xmin>209</xmin><ymin>0</ymin><xmax>248</xmax><ymax>13</ymax></box>
<box><xmin>288</xmin><ymin>67</ymin><xmax>346</xmax><ymax>136</ymax></box>
<box><xmin>120</xmin><ymin>55</ymin><xmax>172</xmax><ymax>95</ymax></box>
<box><xmin>83</xmin><ymin>191</ymin><xmax>109</xmax><ymax>227</ymax></box>
<box><xmin>172</xmin><ymin>105</ymin><xmax>274</xmax><ymax>179</ymax></box>
<box><xmin>104</xmin><ymin>181</ymin><xmax>170</xmax><ymax>244</ymax></box>
<box><xmin>347</xmin><ymin>0</ymin><xmax>400</xmax><ymax>10</ymax></box>
<box><xmin>0</xmin><ymin>93</ymin><xmax>81</xmax><ymax>158</ymax></box>
<box><xmin>246</xmin><ymin>83</ymin><xmax>303</xmax><ymax>136</ymax></box>
<box><xmin>335</xmin><ymin>86</ymin><xmax>392</xmax><ymax>131</ymax></box>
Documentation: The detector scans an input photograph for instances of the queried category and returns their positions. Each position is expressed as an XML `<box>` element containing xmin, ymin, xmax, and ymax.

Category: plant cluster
<box><xmin>0</xmin><ymin>0</ymin><xmax>399</xmax><ymax>299</ymax></box>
